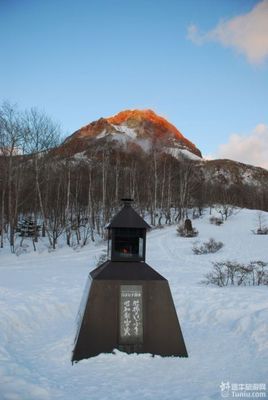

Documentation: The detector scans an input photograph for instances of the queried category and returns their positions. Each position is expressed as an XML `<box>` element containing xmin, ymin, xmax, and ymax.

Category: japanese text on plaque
<box><xmin>120</xmin><ymin>285</ymin><xmax>143</xmax><ymax>343</ymax></box>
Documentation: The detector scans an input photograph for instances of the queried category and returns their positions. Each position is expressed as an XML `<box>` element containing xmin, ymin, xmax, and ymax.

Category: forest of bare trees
<box><xmin>1</xmin><ymin>101</ymin><xmax>268</xmax><ymax>253</ymax></box>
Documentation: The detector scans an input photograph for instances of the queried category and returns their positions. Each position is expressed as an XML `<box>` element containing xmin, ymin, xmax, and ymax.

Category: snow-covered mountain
<box><xmin>200</xmin><ymin>158</ymin><xmax>268</xmax><ymax>188</ymax></box>
<box><xmin>62</xmin><ymin>109</ymin><xmax>202</xmax><ymax>159</ymax></box>
<box><xmin>59</xmin><ymin>109</ymin><xmax>268</xmax><ymax>190</ymax></box>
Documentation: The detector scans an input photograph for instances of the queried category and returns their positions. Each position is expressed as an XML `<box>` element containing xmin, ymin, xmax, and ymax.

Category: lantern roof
<box><xmin>91</xmin><ymin>261</ymin><xmax>165</xmax><ymax>280</ymax></box>
<box><xmin>107</xmin><ymin>199</ymin><xmax>151</xmax><ymax>230</ymax></box>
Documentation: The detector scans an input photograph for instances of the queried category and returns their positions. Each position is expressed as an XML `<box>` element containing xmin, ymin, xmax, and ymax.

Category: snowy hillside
<box><xmin>0</xmin><ymin>208</ymin><xmax>268</xmax><ymax>400</ymax></box>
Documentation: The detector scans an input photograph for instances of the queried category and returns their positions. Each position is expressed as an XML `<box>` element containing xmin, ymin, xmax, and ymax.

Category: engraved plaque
<box><xmin>119</xmin><ymin>285</ymin><xmax>143</xmax><ymax>344</ymax></box>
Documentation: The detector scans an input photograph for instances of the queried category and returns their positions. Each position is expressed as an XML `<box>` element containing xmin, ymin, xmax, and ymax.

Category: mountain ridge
<box><xmin>63</xmin><ymin>109</ymin><xmax>202</xmax><ymax>158</ymax></box>
<box><xmin>57</xmin><ymin>109</ymin><xmax>268</xmax><ymax>195</ymax></box>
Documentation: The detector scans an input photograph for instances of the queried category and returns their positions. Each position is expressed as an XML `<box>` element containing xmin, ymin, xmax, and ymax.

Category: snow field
<box><xmin>0</xmin><ymin>208</ymin><xmax>267</xmax><ymax>400</ymax></box>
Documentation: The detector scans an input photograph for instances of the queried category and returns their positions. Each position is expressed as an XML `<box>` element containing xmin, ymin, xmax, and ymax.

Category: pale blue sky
<box><xmin>1</xmin><ymin>0</ymin><xmax>267</xmax><ymax>164</ymax></box>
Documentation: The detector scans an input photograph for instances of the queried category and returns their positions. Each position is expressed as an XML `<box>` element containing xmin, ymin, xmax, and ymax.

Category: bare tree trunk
<box><xmin>153</xmin><ymin>151</ymin><xmax>157</xmax><ymax>220</ymax></box>
<box><xmin>177</xmin><ymin>161</ymin><xmax>194</xmax><ymax>221</ymax></box>
<box><xmin>35</xmin><ymin>158</ymin><xmax>52</xmax><ymax>246</ymax></box>
<box><xmin>0</xmin><ymin>188</ymin><xmax>5</xmax><ymax>248</ymax></box>
<box><xmin>130</xmin><ymin>161</ymin><xmax>136</xmax><ymax>200</ymax></box>
<box><xmin>87</xmin><ymin>166</ymin><xmax>95</xmax><ymax>242</ymax></box>
<box><xmin>115</xmin><ymin>154</ymin><xmax>120</xmax><ymax>204</ymax></box>
<box><xmin>65</xmin><ymin>165</ymin><xmax>71</xmax><ymax>219</ymax></box>
<box><xmin>65</xmin><ymin>165</ymin><xmax>71</xmax><ymax>245</ymax></box>
<box><xmin>7</xmin><ymin>151</ymin><xmax>15</xmax><ymax>252</ymax></box>
<box><xmin>13</xmin><ymin>164</ymin><xmax>21</xmax><ymax>237</ymax></box>
<box><xmin>101</xmin><ymin>149</ymin><xmax>109</xmax><ymax>228</ymax></box>
<box><xmin>160</xmin><ymin>158</ymin><xmax>166</xmax><ymax>210</ymax></box>
<box><xmin>166</xmin><ymin>165</ymin><xmax>172</xmax><ymax>224</ymax></box>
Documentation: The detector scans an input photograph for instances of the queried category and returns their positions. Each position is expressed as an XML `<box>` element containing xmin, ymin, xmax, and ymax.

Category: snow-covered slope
<box><xmin>201</xmin><ymin>158</ymin><xmax>268</xmax><ymax>188</ymax></box>
<box><xmin>0</xmin><ymin>208</ymin><xmax>268</xmax><ymax>400</ymax></box>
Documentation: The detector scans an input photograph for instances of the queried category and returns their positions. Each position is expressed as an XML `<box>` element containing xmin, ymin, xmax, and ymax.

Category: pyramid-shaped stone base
<box><xmin>72</xmin><ymin>261</ymin><xmax>188</xmax><ymax>362</ymax></box>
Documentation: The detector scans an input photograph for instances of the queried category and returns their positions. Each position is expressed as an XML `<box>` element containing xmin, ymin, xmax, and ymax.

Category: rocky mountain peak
<box><xmin>64</xmin><ymin>109</ymin><xmax>202</xmax><ymax>159</ymax></box>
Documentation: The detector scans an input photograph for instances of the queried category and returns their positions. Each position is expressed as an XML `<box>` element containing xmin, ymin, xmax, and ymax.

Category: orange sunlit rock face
<box><xmin>62</xmin><ymin>108</ymin><xmax>202</xmax><ymax>158</ymax></box>
<box><xmin>106</xmin><ymin>109</ymin><xmax>201</xmax><ymax>156</ymax></box>
<box><xmin>107</xmin><ymin>109</ymin><xmax>183</xmax><ymax>139</ymax></box>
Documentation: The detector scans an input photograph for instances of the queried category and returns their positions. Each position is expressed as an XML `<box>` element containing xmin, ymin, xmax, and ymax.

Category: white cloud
<box><xmin>215</xmin><ymin>124</ymin><xmax>268</xmax><ymax>169</ymax></box>
<box><xmin>187</xmin><ymin>0</ymin><xmax>268</xmax><ymax>64</ymax></box>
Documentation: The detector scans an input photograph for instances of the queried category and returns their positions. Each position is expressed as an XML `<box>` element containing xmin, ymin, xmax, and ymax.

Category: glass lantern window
<box><xmin>114</xmin><ymin>229</ymin><xmax>144</xmax><ymax>258</ymax></box>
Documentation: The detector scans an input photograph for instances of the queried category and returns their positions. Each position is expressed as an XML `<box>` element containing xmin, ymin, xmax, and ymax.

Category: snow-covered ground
<box><xmin>0</xmin><ymin>208</ymin><xmax>267</xmax><ymax>400</ymax></box>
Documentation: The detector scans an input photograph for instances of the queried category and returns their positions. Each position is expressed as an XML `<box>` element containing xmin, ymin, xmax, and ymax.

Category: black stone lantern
<box><xmin>107</xmin><ymin>199</ymin><xmax>148</xmax><ymax>262</ymax></box>
<box><xmin>72</xmin><ymin>199</ymin><xmax>188</xmax><ymax>362</ymax></box>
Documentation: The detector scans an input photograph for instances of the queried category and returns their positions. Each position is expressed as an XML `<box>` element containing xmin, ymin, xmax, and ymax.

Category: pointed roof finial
<box><xmin>107</xmin><ymin>199</ymin><xmax>150</xmax><ymax>229</ymax></box>
<box><xmin>121</xmin><ymin>198</ymin><xmax>134</xmax><ymax>206</ymax></box>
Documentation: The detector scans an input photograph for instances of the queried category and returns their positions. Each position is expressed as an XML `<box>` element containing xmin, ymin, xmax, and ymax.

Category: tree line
<box><xmin>1</xmin><ymin>101</ymin><xmax>268</xmax><ymax>253</ymax></box>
